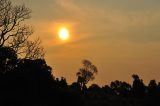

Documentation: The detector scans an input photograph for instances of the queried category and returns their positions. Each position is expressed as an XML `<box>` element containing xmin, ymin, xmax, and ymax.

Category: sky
<box><xmin>13</xmin><ymin>0</ymin><xmax>160</xmax><ymax>86</ymax></box>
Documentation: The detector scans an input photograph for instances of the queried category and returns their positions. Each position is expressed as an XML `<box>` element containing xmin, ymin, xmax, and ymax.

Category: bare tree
<box><xmin>0</xmin><ymin>0</ymin><xmax>44</xmax><ymax>59</ymax></box>
<box><xmin>24</xmin><ymin>38</ymin><xmax>45</xmax><ymax>60</ymax></box>
<box><xmin>76</xmin><ymin>59</ymin><xmax>98</xmax><ymax>90</ymax></box>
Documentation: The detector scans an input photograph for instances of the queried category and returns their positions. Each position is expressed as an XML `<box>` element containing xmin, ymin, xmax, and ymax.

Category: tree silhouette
<box><xmin>1</xmin><ymin>59</ymin><xmax>54</xmax><ymax>105</ymax></box>
<box><xmin>148</xmin><ymin>80</ymin><xmax>159</xmax><ymax>97</ymax></box>
<box><xmin>0</xmin><ymin>0</ymin><xmax>44</xmax><ymax>59</ymax></box>
<box><xmin>55</xmin><ymin>77</ymin><xmax>68</xmax><ymax>88</ymax></box>
<box><xmin>0</xmin><ymin>47</ymin><xmax>17</xmax><ymax>75</ymax></box>
<box><xmin>88</xmin><ymin>84</ymin><xmax>101</xmax><ymax>92</ymax></box>
<box><xmin>23</xmin><ymin>38</ymin><xmax>45</xmax><ymax>60</ymax></box>
<box><xmin>102</xmin><ymin>85</ymin><xmax>114</xmax><ymax>95</ymax></box>
<box><xmin>76</xmin><ymin>59</ymin><xmax>98</xmax><ymax>90</ymax></box>
<box><xmin>70</xmin><ymin>82</ymin><xmax>81</xmax><ymax>92</ymax></box>
<box><xmin>132</xmin><ymin>74</ymin><xmax>146</xmax><ymax>97</ymax></box>
<box><xmin>110</xmin><ymin>80</ymin><xmax>131</xmax><ymax>97</ymax></box>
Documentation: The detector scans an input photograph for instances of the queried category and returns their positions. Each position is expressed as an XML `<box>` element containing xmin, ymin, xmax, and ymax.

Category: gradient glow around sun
<box><xmin>58</xmin><ymin>27</ymin><xmax>70</xmax><ymax>40</ymax></box>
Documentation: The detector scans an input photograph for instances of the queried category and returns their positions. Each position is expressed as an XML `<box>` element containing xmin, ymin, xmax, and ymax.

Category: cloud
<box><xmin>16</xmin><ymin>0</ymin><xmax>160</xmax><ymax>44</ymax></box>
<box><xmin>53</xmin><ymin>0</ymin><xmax>160</xmax><ymax>43</ymax></box>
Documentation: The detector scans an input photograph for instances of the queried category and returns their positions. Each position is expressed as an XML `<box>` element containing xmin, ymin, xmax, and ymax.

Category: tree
<box><xmin>148</xmin><ymin>80</ymin><xmax>158</xmax><ymax>97</ymax></box>
<box><xmin>76</xmin><ymin>59</ymin><xmax>98</xmax><ymax>90</ymax></box>
<box><xmin>70</xmin><ymin>82</ymin><xmax>81</xmax><ymax>91</ymax></box>
<box><xmin>1</xmin><ymin>59</ymin><xmax>54</xmax><ymax>104</ymax></box>
<box><xmin>0</xmin><ymin>0</ymin><xmax>44</xmax><ymax>59</ymax></box>
<box><xmin>102</xmin><ymin>85</ymin><xmax>114</xmax><ymax>95</ymax></box>
<box><xmin>55</xmin><ymin>77</ymin><xmax>68</xmax><ymax>88</ymax></box>
<box><xmin>110</xmin><ymin>80</ymin><xmax>131</xmax><ymax>97</ymax></box>
<box><xmin>23</xmin><ymin>38</ymin><xmax>45</xmax><ymax>60</ymax></box>
<box><xmin>132</xmin><ymin>74</ymin><xmax>146</xmax><ymax>97</ymax></box>
<box><xmin>0</xmin><ymin>47</ymin><xmax>17</xmax><ymax>75</ymax></box>
<box><xmin>88</xmin><ymin>84</ymin><xmax>101</xmax><ymax>92</ymax></box>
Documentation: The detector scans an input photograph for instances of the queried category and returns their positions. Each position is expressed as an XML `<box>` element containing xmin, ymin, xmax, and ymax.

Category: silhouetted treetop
<box><xmin>76</xmin><ymin>59</ymin><xmax>98</xmax><ymax>90</ymax></box>
<box><xmin>110</xmin><ymin>80</ymin><xmax>131</xmax><ymax>97</ymax></box>
<box><xmin>132</xmin><ymin>74</ymin><xmax>146</xmax><ymax>97</ymax></box>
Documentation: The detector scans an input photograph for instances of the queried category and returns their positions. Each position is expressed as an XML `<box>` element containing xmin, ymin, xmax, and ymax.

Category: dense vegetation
<box><xmin>1</xmin><ymin>46</ymin><xmax>160</xmax><ymax>106</ymax></box>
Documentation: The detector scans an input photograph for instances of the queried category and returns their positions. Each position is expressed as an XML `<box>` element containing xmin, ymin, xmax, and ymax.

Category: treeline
<box><xmin>1</xmin><ymin>47</ymin><xmax>160</xmax><ymax>106</ymax></box>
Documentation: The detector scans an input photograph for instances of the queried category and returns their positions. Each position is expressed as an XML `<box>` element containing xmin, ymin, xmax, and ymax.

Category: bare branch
<box><xmin>0</xmin><ymin>0</ymin><xmax>45</xmax><ymax>60</ymax></box>
<box><xmin>23</xmin><ymin>38</ymin><xmax>45</xmax><ymax>60</ymax></box>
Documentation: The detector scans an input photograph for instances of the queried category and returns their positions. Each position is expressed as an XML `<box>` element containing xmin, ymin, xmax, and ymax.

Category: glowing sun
<box><xmin>58</xmin><ymin>27</ymin><xmax>70</xmax><ymax>40</ymax></box>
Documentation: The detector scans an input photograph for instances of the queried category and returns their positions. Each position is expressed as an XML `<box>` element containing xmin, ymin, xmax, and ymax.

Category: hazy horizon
<box><xmin>13</xmin><ymin>0</ymin><xmax>160</xmax><ymax>86</ymax></box>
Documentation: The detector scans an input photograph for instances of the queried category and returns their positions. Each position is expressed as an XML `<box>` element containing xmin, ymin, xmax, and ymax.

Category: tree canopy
<box><xmin>76</xmin><ymin>59</ymin><xmax>98</xmax><ymax>90</ymax></box>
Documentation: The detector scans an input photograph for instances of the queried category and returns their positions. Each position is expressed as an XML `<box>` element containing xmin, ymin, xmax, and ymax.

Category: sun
<box><xmin>58</xmin><ymin>27</ymin><xmax>70</xmax><ymax>41</ymax></box>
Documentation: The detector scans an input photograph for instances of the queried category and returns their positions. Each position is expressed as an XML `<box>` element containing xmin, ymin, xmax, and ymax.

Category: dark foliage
<box><xmin>0</xmin><ymin>47</ymin><xmax>160</xmax><ymax>106</ymax></box>
<box><xmin>0</xmin><ymin>47</ymin><xmax>84</xmax><ymax>106</ymax></box>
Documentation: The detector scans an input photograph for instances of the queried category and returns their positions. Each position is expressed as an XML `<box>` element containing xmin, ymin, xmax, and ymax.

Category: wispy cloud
<box><xmin>53</xmin><ymin>0</ymin><xmax>160</xmax><ymax>42</ymax></box>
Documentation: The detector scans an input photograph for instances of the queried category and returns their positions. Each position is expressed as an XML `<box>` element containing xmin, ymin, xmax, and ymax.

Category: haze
<box><xmin>13</xmin><ymin>0</ymin><xmax>160</xmax><ymax>85</ymax></box>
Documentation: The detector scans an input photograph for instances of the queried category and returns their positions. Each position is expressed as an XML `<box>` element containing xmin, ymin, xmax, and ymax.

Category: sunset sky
<box><xmin>13</xmin><ymin>0</ymin><xmax>160</xmax><ymax>85</ymax></box>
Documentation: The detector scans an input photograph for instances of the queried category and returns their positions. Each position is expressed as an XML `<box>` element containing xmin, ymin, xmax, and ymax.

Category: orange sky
<box><xmin>13</xmin><ymin>0</ymin><xmax>160</xmax><ymax>86</ymax></box>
